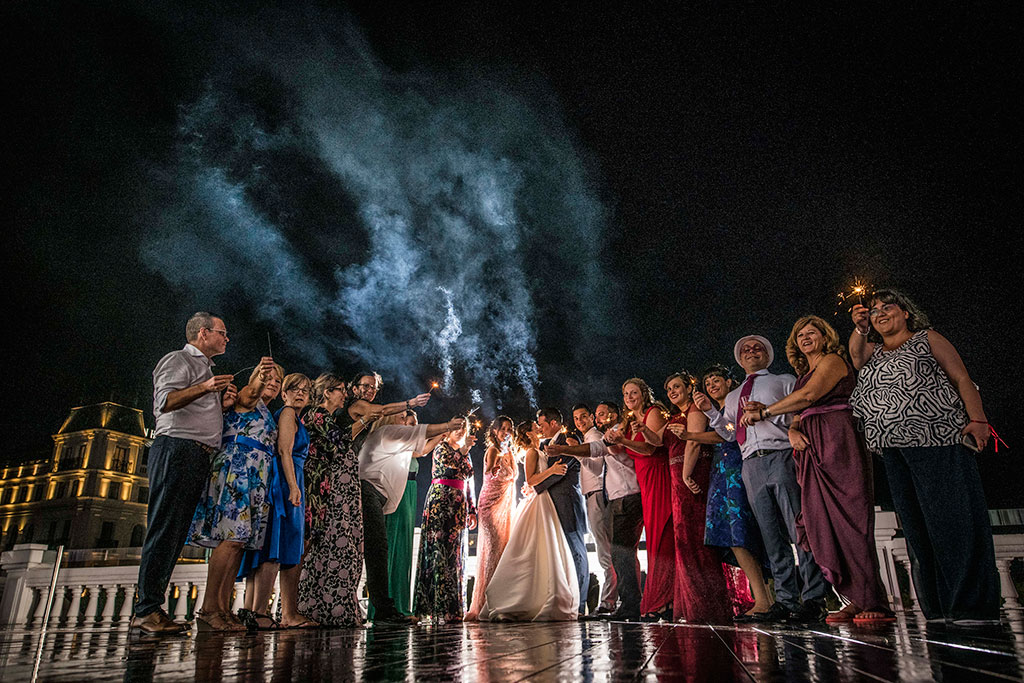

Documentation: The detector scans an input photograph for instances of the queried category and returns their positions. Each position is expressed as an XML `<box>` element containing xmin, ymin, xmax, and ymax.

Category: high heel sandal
<box><xmin>240</xmin><ymin>609</ymin><xmax>279</xmax><ymax>631</ymax></box>
<box><xmin>194</xmin><ymin>610</ymin><xmax>238</xmax><ymax>632</ymax></box>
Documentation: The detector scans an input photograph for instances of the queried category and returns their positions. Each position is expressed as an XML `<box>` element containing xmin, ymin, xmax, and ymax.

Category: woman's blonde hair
<box><xmin>370</xmin><ymin>411</ymin><xmax>405</xmax><ymax>433</ymax></box>
<box><xmin>620</xmin><ymin>377</ymin><xmax>668</xmax><ymax>423</ymax></box>
<box><xmin>785</xmin><ymin>315</ymin><xmax>848</xmax><ymax>376</ymax></box>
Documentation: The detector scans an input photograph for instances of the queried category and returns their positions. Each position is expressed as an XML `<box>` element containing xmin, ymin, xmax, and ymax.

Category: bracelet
<box><xmin>854</xmin><ymin>327</ymin><xmax>869</xmax><ymax>336</ymax></box>
<box><xmin>762</xmin><ymin>407</ymin><xmax>772</xmax><ymax>418</ymax></box>
<box><xmin>405</xmin><ymin>400</ymin><xmax>410</xmax><ymax>410</ymax></box>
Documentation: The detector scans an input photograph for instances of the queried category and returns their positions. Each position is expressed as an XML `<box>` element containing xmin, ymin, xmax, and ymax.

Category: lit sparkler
<box><xmin>834</xmin><ymin>279</ymin><xmax>872</xmax><ymax>317</ymax></box>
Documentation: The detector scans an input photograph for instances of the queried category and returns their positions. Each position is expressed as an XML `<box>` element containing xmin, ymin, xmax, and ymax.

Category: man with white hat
<box><xmin>693</xmin><ymin>334</ymin><xmax>829</xmax><ymax>624</ymax></box>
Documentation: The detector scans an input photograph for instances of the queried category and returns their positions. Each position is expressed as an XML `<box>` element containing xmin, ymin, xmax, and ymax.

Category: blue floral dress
<box><xmin>703</xmin><ymin>439</ymin><xmax>761</xmax><ymax>555</ymax></box>
<box><xmin>189</xmin><ymin>401</ymin><xmax>277</xmax><ymax>550</ymax></box>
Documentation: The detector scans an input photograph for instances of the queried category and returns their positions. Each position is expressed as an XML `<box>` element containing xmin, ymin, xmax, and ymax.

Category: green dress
<box><xmin>368</xmin><ymin>458</ymin><xmax>419</xmax><ymax>618</ymax></box>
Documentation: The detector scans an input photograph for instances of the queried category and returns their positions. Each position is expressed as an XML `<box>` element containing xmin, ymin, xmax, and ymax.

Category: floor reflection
<box><xmin>0</xmin><ymin>613</ymin><xmax>1021</xmax><ymax>682</ymax></box>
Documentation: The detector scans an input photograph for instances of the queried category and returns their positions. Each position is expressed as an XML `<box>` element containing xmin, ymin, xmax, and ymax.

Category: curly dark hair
<box><xmin>867</xmin><ymin>288</ymin><xmax>932</xmax><ymax>344</ymax></box>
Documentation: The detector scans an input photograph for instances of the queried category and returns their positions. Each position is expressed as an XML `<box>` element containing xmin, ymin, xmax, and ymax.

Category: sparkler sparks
<box><xmin>834</xmin><ymin>278</ymin><xmax>873</xmax><ymax>316</ymax></box>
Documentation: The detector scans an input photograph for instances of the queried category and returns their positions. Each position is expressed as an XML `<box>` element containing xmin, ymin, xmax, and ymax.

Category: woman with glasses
<box><xmin>847</xmin><ymin>289</ymin><xmax>999</xmax><ymax>625</ymax></box>
<box><xmin>237</xmin><ymin>373</ymin><xmax>317</xmax><ymax>629</ymax></box>
<box><xmin>295</xmin><ymin>373</ymin><xmax>364</xmax><ymax>627</ymax></box>
<box><xmin>188</xmin><ymin>357</ymin><xmax>282</xmax><ymax>632</ymax></box>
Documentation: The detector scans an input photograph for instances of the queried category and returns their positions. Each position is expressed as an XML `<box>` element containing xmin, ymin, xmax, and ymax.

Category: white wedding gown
<box><xmin>478</xmin><ymin>453</ymin><xmax>580</xmax><ymax>621</ymax></box>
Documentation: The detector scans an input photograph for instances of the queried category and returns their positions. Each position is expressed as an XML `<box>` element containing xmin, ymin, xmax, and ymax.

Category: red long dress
<box><xmin>664</xmin><ymin>405</ymin><xmax>731</xmax><ymax>623</ymax></box>
<box><xmin>624</xmin><ymin>406</ymin><xmax>675</xmax><ymax>614</ymax></box>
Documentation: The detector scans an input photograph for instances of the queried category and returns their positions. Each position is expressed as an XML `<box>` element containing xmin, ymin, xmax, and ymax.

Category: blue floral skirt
<box><xmin>189</xmin><ymin>442</ymin><xmax>272</xmax><ymax>550</ymax></box>
<box><xmin>704</xmin><ymin>441</ymin><xmax>761</xmax><ymax>554</ymax></box>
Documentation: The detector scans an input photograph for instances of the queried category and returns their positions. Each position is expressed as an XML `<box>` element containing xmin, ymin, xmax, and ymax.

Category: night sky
<box><xmin>4</xmin><ymin>2</ymin><xmax>1022</xmax><ymax>504</ymax></box>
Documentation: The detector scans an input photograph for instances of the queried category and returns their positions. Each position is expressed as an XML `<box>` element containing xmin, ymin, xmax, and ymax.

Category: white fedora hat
<box><xmin>734</xmin><ymin>335</ymin><xmax>774</xmax><ymax>366</ymax></box>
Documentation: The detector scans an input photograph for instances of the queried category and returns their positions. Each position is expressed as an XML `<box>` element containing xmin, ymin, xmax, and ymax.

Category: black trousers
<box><xmin>608</xmin><ymin>493</ymin><xmax>644</xmax><ymax>614</ymax></box>
<box><xmin>135</xmin><ymin>435</ymin><xmax>212</xmax><ymax>617</ymax></box>
<box><xmin>360</xmin><ymin>480</ymin><xmax>398</xmax><ymax>617</ymax></box>
<box><xmin>882</xmin><ymin>444</ymin><xmax>1000</xmax><ymax>620</ymax></box>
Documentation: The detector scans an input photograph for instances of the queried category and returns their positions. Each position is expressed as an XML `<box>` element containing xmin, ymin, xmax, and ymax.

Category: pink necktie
<box><xmin>735</xmin><ymin>374</ymin><xmax>756</xmax><ymax>446</ymax></box>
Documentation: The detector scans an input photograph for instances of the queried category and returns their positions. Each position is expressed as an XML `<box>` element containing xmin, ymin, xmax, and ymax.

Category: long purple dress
<box><xmin>793</xmin><ymin>359</ymin><xmax>887</xmax><ymax>609</ymax></box>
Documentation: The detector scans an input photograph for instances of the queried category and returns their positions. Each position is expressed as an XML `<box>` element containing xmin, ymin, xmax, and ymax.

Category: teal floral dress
<box><xmin>413</xmin><ymin>441</ymin><xmax>476</xmax><ymax>622</ymax></box>
<box><xmin>189</xmin><ymin>401</ymin><xmax>277</xmax><ymax>549</ymax></box>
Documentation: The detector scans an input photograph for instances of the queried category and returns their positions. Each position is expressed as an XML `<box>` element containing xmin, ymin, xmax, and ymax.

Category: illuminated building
<box><xmin>0</xmin><ymin>402</ymin><xmax>151</xmax><ymax>555</ymax></box>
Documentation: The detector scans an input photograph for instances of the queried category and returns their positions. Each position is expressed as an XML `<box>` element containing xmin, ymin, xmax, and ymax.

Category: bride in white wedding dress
<box><xmin>478</xmin><ymin>421</ymin><xmax>580</xmax><ymax>621</ymax></box>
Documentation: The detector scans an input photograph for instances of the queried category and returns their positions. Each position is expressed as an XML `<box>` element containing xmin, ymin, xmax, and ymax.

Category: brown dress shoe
<box><xmin>131</xmin><ymin>609</ymin><xmax>187</xmax><ymax>634</ymax></box>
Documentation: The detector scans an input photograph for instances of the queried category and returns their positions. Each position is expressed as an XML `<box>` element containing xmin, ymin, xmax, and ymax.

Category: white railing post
<box><xmin>83</xmin><ymin>584</ymin><xmax>101</xmax><ymax>623</ymax></box>
<box><xmin>194</xmin><ymin>583</ymin><xmax>207</xmax><ymax>616</ymax></box>
<box><xmin>100</xmin><ymin>585</ymin><xmax>118</xmax><ymax>621</ymax></box>
<box><xmin>232</xmin><ymin>582</ymin><xmax>246</xmax><ymax>612</ymax></box>
<box><xmin>172</xmin><ymin>584</ymin><xmax>188</xmax><ymax>621</ymax></box>
<box><xmin>48</xmin><ymin>587</ymin><xmax>66</xmax><ymax>625</ymax></box>
<box><xmin>66</xmin><ymin>585</ymin><xmax>84</xmax><ymax>625</ymax></box>
<box><xmin>119</xmin><ymin>585</ymin><xmax>135</xmax><ymax>621</ymax></box>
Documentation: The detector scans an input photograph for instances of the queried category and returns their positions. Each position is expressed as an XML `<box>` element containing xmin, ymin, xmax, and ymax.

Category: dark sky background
<box><xmin>4</xmin><ymin>2</ymin><xmax>1022</xmax><ymax>505</ymax></box>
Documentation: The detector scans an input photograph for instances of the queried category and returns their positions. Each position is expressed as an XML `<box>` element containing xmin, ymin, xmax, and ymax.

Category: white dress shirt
<box><xmin>586</xmin><ymin>439</ymin><xmax>640</xmax><ymax>501</ymax></box>
<box><xmin>579</xmin><ymin>426</ymin><xmax>605</xmax><ymax>494</ymax></box>
<box><xmin>704</xmin><ymin>369</ymin><xmax>795</xmax><ymax>460</ymax></box>
<box><xmin>358</xmin><ymin>424</ymin><xmax>428</xmax><ymax>514</ymax></box>
<box><xmin>152</xmin><ymin>343</ymin><xmax>223</xmax><ymax>448</ymax></box>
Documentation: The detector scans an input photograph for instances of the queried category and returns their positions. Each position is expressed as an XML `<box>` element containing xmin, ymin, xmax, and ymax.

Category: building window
<box><xmin>137</xmin><ymin>487</ymin><xmax>149</xmax><ymax>504</ymax></box>
<box><xmin>54</xmin><ymin>481</ymin><xmax>69</xmax><ymax>499</ymax></box>
<box><xmin>97</xmin><ymin>521</ymin><xmax>117</xmax><ymax>548</ymax></box>
<box><xmin>107</xmin><ymin>482</ymin><xmax>122</xmax><ymax>500</ymax></box>
<box><xmin>16</xmin><ymin>487</ymin><xmax>29</xmax><ymax>503</ymax></box>
<box><xmin>31</xmin><ymin>485</ymin><xmax>44</xmax><ymax>502</ymax></box>
<box><xmin>137</xmin><ymin>446</ymin><xmax>149</xmax><ymax>476</ymax></box>
<box><xmin>130</xmin><ymin>524</ymin><xmax>146</xmax><ymax>547</ymax></box>
<box><xmin>0</xmin><ymin>489</ymin><xmax>8</xmax><ymax>504</ymax></box>
<box><xmin>111</xmin><ymin>446</ymin><xmax>130</xmax><ymax>473</ymax></box>
<box><xmin>3</xmin><ymin>488</ymin><xmax>16</xmax><ymax>504</ymax></box>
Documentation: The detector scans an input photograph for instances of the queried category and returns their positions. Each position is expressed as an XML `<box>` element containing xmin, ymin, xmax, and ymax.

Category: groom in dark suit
<box><xmin>533</xmin><ymin>407</ymin><xmax>590</xmax><ymax>613</ymax></box>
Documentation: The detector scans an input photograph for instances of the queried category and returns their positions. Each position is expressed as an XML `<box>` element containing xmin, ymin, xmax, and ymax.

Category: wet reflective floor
<box><xmin>2</xmin><ymin>614</ymin><xmax>1023</xmax><ymax>681</ymax></box>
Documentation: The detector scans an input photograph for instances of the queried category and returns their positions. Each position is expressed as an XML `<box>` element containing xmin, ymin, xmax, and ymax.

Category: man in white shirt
<box><xmin>573</xmin><ymin>403</ymin><xmax>616</xmax><ymax>614</ymax></box>
<box><xmin>698</xmin><ymin>334</ymin><xmax>828</xmax><ymax>624</ymax></box>
<box><xmin>134</xmin><ymin>312</ymin><xmax>237</xmax><ymax>634</ymax></box>
<box><xmin>548</xmin><ymin>400</ymin><xmax>643</xmax><ymax>620</ymax></box>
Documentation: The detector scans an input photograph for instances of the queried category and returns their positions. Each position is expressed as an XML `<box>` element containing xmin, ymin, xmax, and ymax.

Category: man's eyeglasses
<box><xmin>740</xmin><ymin>345</ymin><xmax>764</xmax><ymax>354</ymax></box>
<box><xmin>204</xmin><ymin>327</ymin><xmax>228</xmax><ymax>338</ymax></box>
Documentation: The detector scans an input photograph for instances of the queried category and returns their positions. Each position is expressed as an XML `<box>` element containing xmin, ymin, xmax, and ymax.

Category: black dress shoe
<box><xmin>787</xmin><ymin>599</ymin><xmax>827</xmax><ymax>624</ymax></box>
<box><xmin>751</xmin><ymin>602</ymin><xmax>796</xmax><ymax>623</ymax></box>
<box><xmin>372</xmin><ymin>610</ymin><xmax>418</xmax><ymax>626</ymax></box>
<box><xmin>601</xmin><ymin>609</ymin><xmax>641</xmax><ymax>622</ymax></box>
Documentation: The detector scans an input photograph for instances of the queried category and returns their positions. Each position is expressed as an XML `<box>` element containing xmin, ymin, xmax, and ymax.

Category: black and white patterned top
<box><xmin>851</xmin><ymin>329</ymin><xmax>967</xmax><ymax>451</ymax></box>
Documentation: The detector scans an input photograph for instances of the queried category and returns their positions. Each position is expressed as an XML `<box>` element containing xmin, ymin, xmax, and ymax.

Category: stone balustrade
<box><xmin>1</xmin><ymin>511</ymin><xmax>1020</xmax><ymax>627</ymax></box>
